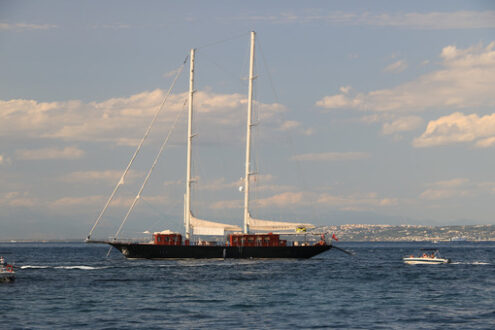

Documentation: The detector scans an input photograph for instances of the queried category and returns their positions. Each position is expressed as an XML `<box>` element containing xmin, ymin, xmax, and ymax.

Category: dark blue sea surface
<box><xmin>1</xmin><ymin>241</ymin><xmax>494</xmax><ymax>329</ymax></box>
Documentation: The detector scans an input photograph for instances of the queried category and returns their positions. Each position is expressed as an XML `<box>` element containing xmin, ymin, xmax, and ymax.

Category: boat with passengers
<box><xmin>403</xmin><ymin>249</ymin><xmax>451</xmax><ymax>265</ymax></box>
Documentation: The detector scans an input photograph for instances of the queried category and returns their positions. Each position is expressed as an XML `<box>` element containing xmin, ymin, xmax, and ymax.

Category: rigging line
<box><xmin>257</xmin><ymin>38</ymin><xmax>279</xmax><ymax>102</ymax></box>
<box><xmin>196</xmin><ymin>31</ymin><xmax>250</xmax><ymax>50</ymax></box>
<box><xmin>87</xmin><ymin>55</ymin><xmax>188</xmax><ymax>241</ymax></box>
<box><xmin>258</xmin><ymin>37</ymin><xmax>318</xmax><ymax>223</ymax></box>
<box><xmin>113</xmin><ymin>100</ymin><xmax>187</xmax><ymax>241</ymax></box>
<box><xmin>200</xmin><ymin>51</ymin><xmax>247</xmax><ymax>88</ymax></box>
<box><xmin>139</xmin><ymin>196</ymin><xmax>168</xmax><ymax>220</ymax></box>
<box><xmin>141</xmin><ymin>196</ymin><xmax>183</xmax><ymax>232</ymax></box>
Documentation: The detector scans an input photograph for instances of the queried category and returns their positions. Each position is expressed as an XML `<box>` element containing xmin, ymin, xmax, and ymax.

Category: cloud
<box><xmin>0</xmin><ymin>154</ymin><xmax>12</xmax><ymax>166</ymax></box>
<box><xmin>419</xmin><ymin>178</ymin><xmax>495</xmax><ymax>201</ymax></box>
<box><xmin>196</xmin><ymin>177</ymin><xmax>239</xmax><ymax>192</ymax></box>
<box><xmin>316</xmin><ymin>192</ymin><xmax>398</xmax><ymax>211</ymax></box>
<box><xmin>211</xmin><ymin>199</ymin><xmax>242</xmax><ymax>210</ymax></box>
<box><xmin>60</xmin><ymin>170</ymin><xmax>143</xmax><ymax>184</ymax></box>
<box><xmin>16</xmin><ymin>146</ymin><xmax>85</xmax><ymax>160</ymax></box>
<box><xmin>1</xmin><ymin>192</ymin><xmax>40</xmax><ymax>208</ymax></box>
<box><xmin>254</xmin><ymin>192</ymin><xmax>307</xmax><ymax>208</ymax></box>
<box><xmin>291</xmin><ymin>152</ymin><xmax>370</xmax><ymax>161</ymax></box>
<box><xmin>279</xmin><ymin>120</ymin><xmax>300</xmax><ymax>131</ymax></box>
<box><xmin>420</xmin><ymin>178</ymin><xmax>472</xmax><ymax>200</ymax></box>
<box><xmin>211</xmin><ymin>190</ymin><xmax>397</xmax><ymax>212</ymax></box>
<box><xmin>90</xmin><ymin>24</ymin><xmax>131</xmax><ymax>30</ymax></box>
<box><xmin>0</xmin><ymin>22</ymin><xmax>58</xmax><ymax>31</ymax></box>
<box><xmin>163</xmin><ymin>67</ymin><xmax>182</xmax><ymax>79</ymax></box>
<box><xmin>0</xmin><ymin>89</ymin><xmax>288</xmax><ymax>145</ymax></box>
<box><xmin>316</xmin><ymin>94</ymin><xmax>362</xmax><ymax>110</ymax></box>
<box><xmin>382</xmin><ymin>116</ymin><xmax>424</xmax><ymax>135</ymax></box>
<box><xmin>413</xmin><ymin>112</ymin><xmax>495</xmax><ymax>148</ymax></box>
<box><xmin>316</xmin><ymin>42</ymin><xmax>495</xmax><ymax>113</ymax></box>
<box><xmin>384</xmin><ymin>59</ymin><xmax>408</xmax><ymax>73</ymax></box>
<box><xmin>237</xmin><ymin>10</ymin><xmax>495</xmax><ymax>30</ymax></box>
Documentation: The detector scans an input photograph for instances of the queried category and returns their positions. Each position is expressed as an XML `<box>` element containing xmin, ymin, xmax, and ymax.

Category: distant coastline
<box><xmin>319</xmin><ymin>224</ymin><xmax>495</xmax><ymax>242</ymax></box>
<box><xmin>2</xmin><ymin>224</ymin><xmax>495</xmax><ymax>243</ymax></box>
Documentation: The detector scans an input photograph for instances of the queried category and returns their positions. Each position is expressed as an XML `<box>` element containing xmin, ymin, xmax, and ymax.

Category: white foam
<box><xmin>450</xmin><ymin>261</ymin><xmax>490</xmax><ymax>265</ymax></box>
<box><xmin>54</xmin><ymin>265</ymin><xmax>100</xmax><ymax>270</ymax></box>
<box><xmin>20</xmin><ymin>265</ymin><xmax>107</xmax><ymax>270</ymax></box>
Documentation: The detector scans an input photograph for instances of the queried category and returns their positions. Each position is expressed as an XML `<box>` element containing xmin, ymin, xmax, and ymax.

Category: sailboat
<box><xmin>87</xmin><ymin>32</ymin><xmax>331</xmax><ymax>259</ymax></box>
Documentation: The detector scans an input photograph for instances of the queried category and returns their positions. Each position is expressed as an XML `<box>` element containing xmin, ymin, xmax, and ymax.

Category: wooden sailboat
<box><xmin>88</xmin><ymin>32</ymin><xmax>331</xmax><ymax>259</ymax></box>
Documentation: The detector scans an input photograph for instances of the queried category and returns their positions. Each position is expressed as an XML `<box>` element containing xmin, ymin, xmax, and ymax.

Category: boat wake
<box><xmin>20</xmin><ymin>265</ymin><xmax>109</xmax><ymax>270</ymax></box>
<box><xmin>449</xmin><ymin>261</ymin><xmax>491</xmax><ymax>265</ymax></box>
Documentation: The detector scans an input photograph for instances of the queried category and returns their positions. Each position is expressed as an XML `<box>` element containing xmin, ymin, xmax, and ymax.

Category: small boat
<box><xmin>0</xmin><ymin>256</ymin><xmax>16</xmax><ymax>283</ymax></box>
<box><xmin>403</xmin><ymin>249</ymin><xmax>451</xmax><ymax>265</ymax></box>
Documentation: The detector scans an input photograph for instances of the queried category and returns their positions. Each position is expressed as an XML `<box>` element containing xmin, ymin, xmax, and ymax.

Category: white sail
<box><xmin>190</xmin><ymin>213</ymin><xmax>241</xmax><ymax>236</ymax></box>
<box><xmin>246</xmin><ymin>213</ymin><xmax>315</xmax><ymax>232</ymax></box>
<box><xmin>242</xmin><ymin>32</ymin><xmax>315</xmax><ymax>234</ymax></box>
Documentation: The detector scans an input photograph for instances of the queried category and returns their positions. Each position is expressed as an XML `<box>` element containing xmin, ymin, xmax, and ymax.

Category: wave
<box><xmin>54</xmin><ymin>265</ymin><xmax>107</xmax><ymax>270</ymax></box>
<box><xmin>20</xmin><ymin>265</ymin><xmax>108</xmax><ymax>270</ymax></box>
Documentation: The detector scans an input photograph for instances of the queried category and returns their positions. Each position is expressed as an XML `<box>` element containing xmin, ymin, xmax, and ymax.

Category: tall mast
<box><xmin>185</xmin><ymin>48</ymin><xmax>195</xmax><ymax>240</ymax></box>
<box><xmin>243</xmin><ymin>31</ymin><xmax>256</xmax><ymax>234</ymax></box>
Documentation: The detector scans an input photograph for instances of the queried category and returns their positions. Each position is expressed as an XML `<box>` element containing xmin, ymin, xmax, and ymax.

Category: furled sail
<box><xmin>247</xmin><ymin>213</ymin><xmax>315</xmax><ymax>232</ymax></box>
<box><xmin>189</xmin><ymin>213</ymin><xmax>242</xmax><ymax>236</ymax></box>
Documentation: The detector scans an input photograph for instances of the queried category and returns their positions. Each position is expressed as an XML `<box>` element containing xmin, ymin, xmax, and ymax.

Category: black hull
<box><xmin>109</xmin><ymin>243</ymin><xmax>331</xmax><ymax>259</ymax></box>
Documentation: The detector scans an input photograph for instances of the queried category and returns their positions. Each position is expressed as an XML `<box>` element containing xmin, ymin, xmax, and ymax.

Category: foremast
<box><xmin>185</xmin><ymin>48</ymin><xmax>195</xmax><ymax>240</ymax></box>
<box><xmin>243</xmin><ymin>31</ymin><xmax>256</xmax><ymax>234</ymax></box>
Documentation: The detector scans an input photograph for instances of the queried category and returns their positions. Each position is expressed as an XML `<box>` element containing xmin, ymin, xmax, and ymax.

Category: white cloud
<box><xmin>90</xmin><ymin>24</ymin><xmax>131</xmax><ymax>30</ymax></box>
<box><xmin>317</xmin><ymin>42</ymin><xmax>495</xmax><ymax>113</ymax></box>
<box><xmin>420</xmin><ymin>178</ymin><xmax>472</xmax><ymax>200</ymax></box>
<box><xmin>413</xmin><ymin>112</ymin><xmax>495</xmax><ymax>148</ymax></box>
<box><xmin>0</xmin><ymin>154</ymin><xmax>11</xmax><ymax>166</ymax></box>
<box><xmin>382</xmin><ymin>116</ymin><xmax>424</xmax><ymax>135</ymax></box>
<box><xmin>384</xmin><ymin>59</ymin><xmax>408</xmax><ymax>73</ymax></box>
<box><xmin>0</xmin><ymin>89</ymin><xmax>288</xmax><ymax>145</ymax></box>
<box><xmin>418</xmin><ymin>178</ymin><xmax>495</xmax><ymax>201</ymax></box>
<box><xmin>238</xmin><ymin>10</ymin><xmax>495</xmax><ymax>30</ymax></box>
<box><xmin>291</xmin><ymin>152</ymin><xmax>370</xmax><ymax>161</ymax></box>
<box><xmin>254</xmin><ymin>192</ymin><xmax>307</xmax><ymax>208</ymax></box>
<box><xmin>211</xmin><ymin>199</ymin><xmax>242</xmax><ymax>210</ymax></box>
<box><xmin>316</xmin><ymin>94</ymin><xmax>362</xmax><ymax>110</ymax></box>
<box><xmin>1</xmin><ymin>192</ymin><xmax>40</xmax><ymax>208</ymax></box>
<box><xmin>196</xmin><ymin>177</ymin><xmax>239</xmax><ymax>192</ymax></box>
<box><xmin>317</xmin><ymin>192</ymin><xmax>398</xmax><ymax>211</ymax></box>
<box><xmin>16</xmin><ymin>146</ymin><xmax>85</xmax><ymax>160</ymax></box>
<box><xmin>339</xmin><ymin>86</ymin><xmax>352</xmax><ymax>94</ymax></box>
<box><xmin>0</xmin><ymin>22</ymin><xmax>57</xmax><ymax>31</ymax></box>
<box><xmin>211</xmin><ymin>190</ymin><xmax>397</xmax><ymax>212</ymax></box>
<box><xmin>60</xmin><ymin>170</ymin><xmax>143</xmax><ymax>184</ymax></box>
<box><xmin>279</xmin><ymin>120</ymin><xmax>300</xmax><ymax>131</ymax></box>
<box><xmin>48</xmin><ymin>195</ymin><xmax>172</xmax><ymax>213</ymax></box>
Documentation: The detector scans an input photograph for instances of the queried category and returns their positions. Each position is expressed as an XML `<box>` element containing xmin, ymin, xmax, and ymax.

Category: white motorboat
<box><xmin>403</xmin><ymin>249</ymin><xmax>451</xmax><ymax>265</ymax></box>
<box><xmin>0</xmin><ymin>256</ymin><xmax>16</xmax><ymax>283</ymax></box>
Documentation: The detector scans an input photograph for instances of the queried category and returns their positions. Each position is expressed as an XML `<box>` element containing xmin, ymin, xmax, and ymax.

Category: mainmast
<box><xmin>243</xmin><ymin>31</ymin><xmax>256</xmax><ymax>234</ymax></box>
<box><xmin>185</xmin><ymin>48</ymin><xmax>195</xmax><ymax>240</ymax></box>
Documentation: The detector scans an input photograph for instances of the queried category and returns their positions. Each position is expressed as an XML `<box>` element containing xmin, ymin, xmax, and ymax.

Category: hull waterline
<box><xmin>109</xmin><ymin>242</ymin><xmax>331</xmax><ymax>259</ymax></box>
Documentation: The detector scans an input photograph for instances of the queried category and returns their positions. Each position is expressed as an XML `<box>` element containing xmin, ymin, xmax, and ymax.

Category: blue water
<box><xmin>1</xmin><ymin>242</ymin><xmax>494</xmax><ymax>329</ymax></box>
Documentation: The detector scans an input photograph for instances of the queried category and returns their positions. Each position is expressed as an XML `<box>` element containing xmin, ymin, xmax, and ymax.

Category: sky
<box><xmin>1</xmin><ymin>0</ymin><xmax>495</xmax><ymax>240</ymax></box>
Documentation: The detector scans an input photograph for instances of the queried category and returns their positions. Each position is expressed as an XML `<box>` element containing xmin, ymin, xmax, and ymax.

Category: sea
<box><xmin>1</xmin><ymin>241</ymin><xmax>494</xmax><ymax>329</ymax></box>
